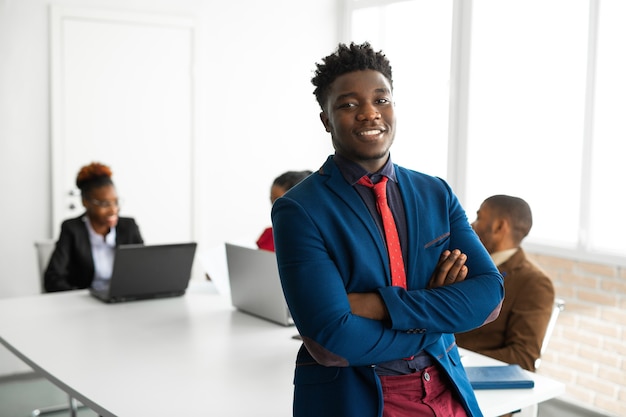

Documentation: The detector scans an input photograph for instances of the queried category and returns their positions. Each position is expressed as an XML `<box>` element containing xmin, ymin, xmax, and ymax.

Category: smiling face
<box><xmin>83</xmin><ymin>184</ymin><xmax>119</xmax><ymax>235</ymax></box>
<box><xmin>320</xmin><ymin>70</ymin><xmax>396</xmax><ymax>173</ymax></box>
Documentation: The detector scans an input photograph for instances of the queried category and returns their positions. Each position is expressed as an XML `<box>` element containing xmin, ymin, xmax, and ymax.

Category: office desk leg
<box><xmin>70</xmin><ymin>396</ymin><xmax>79</xmax><ymax>417</ymax></box>
<box><xmin>31</xmin><ymin>395</ymin><xmax>82</xmax><ymax>417</ymax></box>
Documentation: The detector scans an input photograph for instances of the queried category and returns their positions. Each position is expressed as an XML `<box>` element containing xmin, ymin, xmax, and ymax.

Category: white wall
<box><xmin>0</xmin><ymin>0</ymin><xmax>339</xmax><ymax>374</ymax></box>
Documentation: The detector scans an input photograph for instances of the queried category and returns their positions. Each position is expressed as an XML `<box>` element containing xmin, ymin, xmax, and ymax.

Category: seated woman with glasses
<box><xmin>44</xmin><ymin>162</ymin><xmax>143</xmax><ymax>292</ymax></box>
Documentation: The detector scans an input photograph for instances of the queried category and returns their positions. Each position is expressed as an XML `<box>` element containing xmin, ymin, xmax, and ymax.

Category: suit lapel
<box><xmin>77</xmin><ymin>215</ymin><xmax>96</xmax><ymax>274</ymax></box>
<box><xmin>115</xmin><ymin>219</ymin><xmax>125</xmax><ymax>245</ymax></box>
<box><xmin>320</xmin><ymin>157</ymin><xmax>390</xmax><ymax>281</ymax></box>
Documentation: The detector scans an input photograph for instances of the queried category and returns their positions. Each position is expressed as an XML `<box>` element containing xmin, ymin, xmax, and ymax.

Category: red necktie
<box><xmin>358</xmin><ymin>175</ymin><xmax>407</xmax><ymax>289</ymax></box>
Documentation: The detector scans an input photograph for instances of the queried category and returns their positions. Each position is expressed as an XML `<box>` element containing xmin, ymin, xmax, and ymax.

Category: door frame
<box><xmin>49</xmin><ymin>5</ymin><xmax>200</xmax><ymax>244</ymax></box>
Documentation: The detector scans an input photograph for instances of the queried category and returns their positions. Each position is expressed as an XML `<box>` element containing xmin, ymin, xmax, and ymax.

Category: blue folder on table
<box><xmin>464</xmin><ymin>365</ymin><xmax>535</xmax><ymax>389</ymax></box>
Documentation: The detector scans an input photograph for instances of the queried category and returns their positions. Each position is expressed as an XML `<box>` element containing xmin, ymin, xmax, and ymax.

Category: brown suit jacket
<box><xmin>455</xmin><ymin>248</ymin><xmax>555</xmax><ymax>371</ymax></box>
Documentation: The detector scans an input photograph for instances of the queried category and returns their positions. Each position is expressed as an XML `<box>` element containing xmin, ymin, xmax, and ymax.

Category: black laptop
<box><xmin>89</xmin><ymin>242</ymin><xmax>197</xmax><ymax>303</ymax></box>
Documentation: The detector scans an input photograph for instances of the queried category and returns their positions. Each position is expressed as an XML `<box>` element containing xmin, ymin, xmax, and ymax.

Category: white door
<box><xmin>50</xmin><ymin>6</ymin><xmax>195</xmax><ymax>244</ymax></box>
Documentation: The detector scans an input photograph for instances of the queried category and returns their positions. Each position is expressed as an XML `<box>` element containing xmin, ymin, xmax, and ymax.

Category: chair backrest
<box><xmin>34</xmin><ymin>240</ymin><xmax>56</xmax><ymax>293</ymax></box>
<box><xmin>535</xmin><ymin>297</ymin><xmax>565</xmax><ymax>369</ymax></box>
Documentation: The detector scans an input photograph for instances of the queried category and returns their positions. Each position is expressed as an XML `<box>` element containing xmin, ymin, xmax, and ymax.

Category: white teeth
<box><xmin>359</xmin><ymin>130</ymin><xmax>382</xmax><ymax>136</ymax></box>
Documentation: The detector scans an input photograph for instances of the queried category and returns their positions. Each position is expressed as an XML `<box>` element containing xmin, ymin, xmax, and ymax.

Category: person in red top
<box><xmin>256</xmin><ymin>170</ymin><xmax>312</xmax><ymax>251</ymax></box>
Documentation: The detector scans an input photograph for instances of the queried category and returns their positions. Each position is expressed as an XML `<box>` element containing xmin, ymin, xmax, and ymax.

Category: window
<box><xmin>346</xmin><ymin>0</ymin><xmax>626</xmax><ymax>265</ymax></box>
<box><xmin>466</xmin><ymin>0</ymin><xmax>589</xmax><ymax>249</ymax></box>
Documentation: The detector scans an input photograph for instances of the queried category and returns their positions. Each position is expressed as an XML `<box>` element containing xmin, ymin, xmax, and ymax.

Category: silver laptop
<box><xmin>225</xmin><ymin>243</ymin><xmax>293</xmax><ymax>326</ymax></box>
<box><xmin>90</xmin><ymin>242</ymin><xmax>197</xmax><ymax>303</ymax></box>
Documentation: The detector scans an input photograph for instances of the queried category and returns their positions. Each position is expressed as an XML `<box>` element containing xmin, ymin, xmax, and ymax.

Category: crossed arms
<box><xmin>348</xmin><ymin>249</ymin><xmax>469</xmax><ymax>320</ymax></box>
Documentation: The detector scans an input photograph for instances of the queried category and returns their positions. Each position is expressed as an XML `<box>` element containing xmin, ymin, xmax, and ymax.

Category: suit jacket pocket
<box><xmin>424</xmin><ymin>231</ymin><xmax>450</xmax><ymax>249</ymax></box>
<box><xmin>447</xmin><ymin>342</ymin><xmax>462</xmax><ymax>366</ymax></box>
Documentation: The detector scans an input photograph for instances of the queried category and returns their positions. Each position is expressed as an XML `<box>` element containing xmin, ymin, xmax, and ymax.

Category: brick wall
<box><xmin>527</xmin><ymin>251</ymin><xmax>626</xmax><ymax>417</ymax></box>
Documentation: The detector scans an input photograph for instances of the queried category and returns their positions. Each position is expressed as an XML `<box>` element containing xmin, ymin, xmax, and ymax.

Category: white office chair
<box><xmin>34</xmin><ymin>240</ymin><xmax>55</xmax><ymax>293</ymax></box>
<box><xmin>535</xmin><ymin>297</ymin><xmax>565</xmax><ymax>370</ymax></box>
<box><xmin>32</xmin><ymin>240</ymin><xmax>84</xmax><ymax>417</ymax></box>
<box><xmin>516</xmin><ymin>297</ymin><xmax>566</xmax><ymax>417</ymax></box>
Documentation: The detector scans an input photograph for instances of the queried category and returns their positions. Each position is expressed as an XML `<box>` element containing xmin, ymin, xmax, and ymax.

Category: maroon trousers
<box><xmin>379</xmin><ymin>365</ymin><xmax>469</xmax><ymax>417</ymax></box>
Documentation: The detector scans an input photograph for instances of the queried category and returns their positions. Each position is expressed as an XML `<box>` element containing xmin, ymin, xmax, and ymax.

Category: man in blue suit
<box><xmin>272</xmin><ymin>42</ymin><xmax>504</xmax><ymax>417</ymax></box>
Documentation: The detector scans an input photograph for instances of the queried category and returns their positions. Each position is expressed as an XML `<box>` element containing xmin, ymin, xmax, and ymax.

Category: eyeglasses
<box><xmin>89</xmin><ymin>199</ymin><xmax>122</xmax><ymax>209</ymax></box>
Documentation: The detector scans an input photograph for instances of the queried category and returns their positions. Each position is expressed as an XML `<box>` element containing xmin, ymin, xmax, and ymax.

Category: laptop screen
<box><xmin>91</xmin><ymin>242</ymin><xmax>196</xmax><ymax>303</ymax></box>
<box><xmin>225</xmin><ymin>243</ymin><xmax>293</xmax><ymax>326</ymax></box>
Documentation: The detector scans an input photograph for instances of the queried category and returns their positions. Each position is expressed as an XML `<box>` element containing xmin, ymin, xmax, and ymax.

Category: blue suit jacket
<box><xmin>272</xmin><ymin>156</ymin><xmax>504</xmax><ymax>417</ymax></box>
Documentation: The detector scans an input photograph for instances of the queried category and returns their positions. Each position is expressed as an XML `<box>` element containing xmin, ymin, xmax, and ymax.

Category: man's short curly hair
<box><xmin>311</xmin><ymin>42</ymin><xmax>393</xmax><ymax>110</ymax></box>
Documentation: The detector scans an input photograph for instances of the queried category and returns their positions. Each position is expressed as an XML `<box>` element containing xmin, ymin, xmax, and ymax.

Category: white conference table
<box><xmin>0</xmin><ymin>282</ymin><xmax>563</xmax><ymax>416</ymax></box>
<box><xmin>458</xmin><ymin>349</ymin><xmax>564</xmax><ymax>416</ymax></box>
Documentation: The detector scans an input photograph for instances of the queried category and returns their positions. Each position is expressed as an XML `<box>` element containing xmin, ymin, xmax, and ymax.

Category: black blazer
<box><xmin>44</xmin><ymin>214</ymin><xmax>144</xmax><ymax>292</ymax></box>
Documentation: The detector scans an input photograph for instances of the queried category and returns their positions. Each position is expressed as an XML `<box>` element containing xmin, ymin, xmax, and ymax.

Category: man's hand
<box><xmin>428</xmin><ymin>249</ymin><xmax>468</xmax><ymax>288</ymax></box>
<box><xmin>348</xmin><ymin>249</ymin><xmax>468</xmax><ymax>320</ymax></box>
<box><xmin>347</xmin><ymin>292</ymin><xmax>389</xmax><ymax>320</ymax></box>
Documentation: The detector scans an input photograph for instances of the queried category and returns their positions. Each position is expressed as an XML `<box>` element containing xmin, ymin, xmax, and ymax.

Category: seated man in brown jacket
<box><xmin>456</xmin><ymin>195</ymin><xmax>555</xmax><ymax>372</ymax></box>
